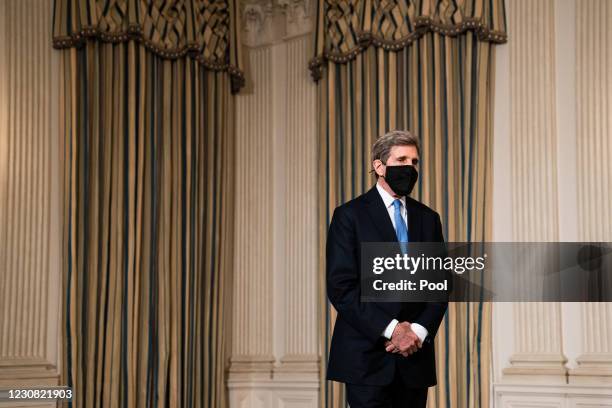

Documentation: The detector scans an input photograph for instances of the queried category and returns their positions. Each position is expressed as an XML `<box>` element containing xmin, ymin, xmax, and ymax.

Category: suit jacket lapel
<box><xmin>364</xmin><ymin>186</ymin><xmax>424</xmax><ymax>243</ymax></box>
<box><xmin>364</xmin><ymin>187</ymin><xmax>398</xmax><ymax>242</ymax></box>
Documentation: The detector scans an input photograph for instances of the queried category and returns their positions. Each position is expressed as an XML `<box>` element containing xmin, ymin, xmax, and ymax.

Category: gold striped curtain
<box><xmin>53</xmin><ymin>1</ymin><xmax>243</xmax><ymax>406</ymax></box>
<box><xmin>311</xmin><ymin>1</ymin><xmax>507</xmax><ymax>407</ymax></box>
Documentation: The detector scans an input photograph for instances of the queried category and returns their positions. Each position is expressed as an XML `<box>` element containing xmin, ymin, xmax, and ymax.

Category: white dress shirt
<box><xmin>376</xmin><ymin>183</ymin><xmax>428</xmax><ymax>343</ymax></box>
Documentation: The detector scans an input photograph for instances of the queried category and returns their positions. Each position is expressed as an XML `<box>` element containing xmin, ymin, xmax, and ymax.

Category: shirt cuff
<box><xmin>382</xmin><ymin>319</ymin><xmax>399</xmax><ymax>339</ymax></box>
<box><xmin>411</xmin><ymin>323</ymin><xmax>428</xmax><ymax>343</ymax></box>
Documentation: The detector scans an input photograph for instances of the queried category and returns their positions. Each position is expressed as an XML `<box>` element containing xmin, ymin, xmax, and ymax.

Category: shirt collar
<box><xmin>376</xmin><ymin>182</ymin><xmax>406</xmax><ymax>209</ymax></box>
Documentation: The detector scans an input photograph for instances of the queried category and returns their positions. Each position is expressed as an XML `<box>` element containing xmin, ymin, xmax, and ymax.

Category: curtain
<box><xmin>311</xmin><ymin>1</ymin><xmax>507</xmax><ymax>407</ymax></box>
<box><xmin>53</xmin><ymin>1</ymin><xmax>243</xmax><ymax>406</ymax></box>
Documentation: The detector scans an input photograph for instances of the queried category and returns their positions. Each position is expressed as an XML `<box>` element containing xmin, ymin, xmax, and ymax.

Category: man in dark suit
<box><xmin>326</xmin><ymin>130</ymin><xmax>448</xmax><ymax>408</ymax></box>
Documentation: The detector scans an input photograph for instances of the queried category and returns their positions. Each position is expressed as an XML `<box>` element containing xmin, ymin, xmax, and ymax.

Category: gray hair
<box><xmin>371</xmin><ymin>130</ymin><xmax>421</xmax><ymax>165</ymax></box>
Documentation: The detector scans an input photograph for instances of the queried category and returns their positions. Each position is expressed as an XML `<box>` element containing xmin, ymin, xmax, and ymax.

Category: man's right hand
<box><xmin>388</xmin><ymin>321</ymin><xmax>421</xmax><ymax>355</ymax></box>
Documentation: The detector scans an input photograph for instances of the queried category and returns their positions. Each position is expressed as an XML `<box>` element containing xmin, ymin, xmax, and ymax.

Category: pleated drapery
<box><xmin>312</xmin><ymin>1</ymin><xmax>507</xmax><ymax>407</ymax></box>
<box><xmin>54</xmin><ymin>1</ymin><xmax>242</xmax><ymax>407</ymax></box>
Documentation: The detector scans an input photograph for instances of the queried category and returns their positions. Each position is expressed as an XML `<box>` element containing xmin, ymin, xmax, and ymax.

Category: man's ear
<box><xmin>373</xmin><ymin>160</ymin><xmax>385</xmax><ymax>177</ymax></box>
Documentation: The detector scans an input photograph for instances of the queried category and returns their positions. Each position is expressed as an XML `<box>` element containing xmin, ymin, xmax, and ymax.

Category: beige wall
<box><xmin>227</xmin><ymin>1</ymin><xmax>321</xmax><ymax>406</ymax></box>
<box><xmin>492</xmin><ymin>0</ymin><xmax>612</xmax><ymax>406</ymax></box>
<box><xmin>0</xmin><ymin>0</ymin><xmax>63</xmax><ymax>406</ymax></box>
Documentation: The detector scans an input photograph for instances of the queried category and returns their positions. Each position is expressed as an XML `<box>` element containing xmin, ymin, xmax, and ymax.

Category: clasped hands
<box><xmin>384</xmin><ymin>321</ymin><xmax>422</xmax><ymax>357</ymax></box>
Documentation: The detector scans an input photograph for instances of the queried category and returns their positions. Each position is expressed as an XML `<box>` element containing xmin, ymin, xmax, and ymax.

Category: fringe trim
<box><xmin>53</xmin><ymin>26</ymin><xmax>245</xmax><ymax>93</ymax></box>
<box><xmin>308</xmin><ymin>17</ymin><xmax>507</xmax><ymax>82</ymax></box>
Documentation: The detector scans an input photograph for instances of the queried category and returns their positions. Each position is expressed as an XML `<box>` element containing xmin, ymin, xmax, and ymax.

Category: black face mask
<box><xmin>383</xmin><ymin>165</ymin><xmax>418</xmax><ymax>196</ymax></box>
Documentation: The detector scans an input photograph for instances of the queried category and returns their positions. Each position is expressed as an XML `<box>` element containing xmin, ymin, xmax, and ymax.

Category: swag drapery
<box><xmin>53</xmin><ymin>1</ymin><xmax>243</xmax><ymax>406</ymax></box>
<box><xmin>311</xmin><ymin>1</ymin><xmax>507</xmax><ymax>407</ymax></box>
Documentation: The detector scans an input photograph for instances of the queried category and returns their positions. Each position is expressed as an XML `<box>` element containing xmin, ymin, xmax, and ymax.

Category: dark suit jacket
<box><xmin>326</xmin><ymin>186</ymin><xmax>448</xmax><ymax>387</ymax></box>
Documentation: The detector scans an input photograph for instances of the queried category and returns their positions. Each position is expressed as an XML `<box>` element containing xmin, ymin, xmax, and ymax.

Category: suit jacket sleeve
<box><xmin>412</xmin><ymin>213</ymin><xmax>448</xmax><ymax>341</ymax></box>
<box><xmin>326</xmin><ymin>206</ymin><xmax>393</xmax><ymax>343</ymax></box>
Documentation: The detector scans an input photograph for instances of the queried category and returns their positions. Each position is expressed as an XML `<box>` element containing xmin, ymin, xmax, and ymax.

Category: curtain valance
<box><xmin>310</xmin><ymin>0</ymin><xmax>508</xmax><ymax>80</ymax></box>
<box><xmin>52</xmin><ymin>0</ymin><xmax>244</xmax><ymax>92</ymax></box>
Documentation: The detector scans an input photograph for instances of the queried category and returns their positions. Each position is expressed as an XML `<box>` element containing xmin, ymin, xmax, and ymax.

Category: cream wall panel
<box><xmin>228</xmin><ymin>19</ymin><xmax>319</xmax><ymax>408</ymax></box>
<box><xmin>493</xmin><ymin>0</ymin><xmax>612</xmax><ymax>404</ymax></box>
<box><xmin>492</xmin><ymin>6</ymin><xmax>513</xmax><ymax>387</ymax></box>
<box><xmin>576</xmin><ymin>0</ymin><xmax>612</xmax><ymax>244</ymax></box>
<box><xmin>495</xmin><ymin>384</ymin><xmax>612</xmax><ymax>408</ymax></box>
<box><xmin>571</xmin><ymin>0</ymin><xmax>612</xmax><ymax>383</ymax></box>
<box><xmin>277</xmin><ymin>35</ymin><xmax>318</xmax><ymax>375</ymax></box>
<box><xmin>231</xmin><ymin>45</ymin><xmax>276</xmax><ymax>375</ymax></box>
<box><xmin>229</xmin><ymin>34</ymin><xmax>319</xmax><ymax>376</ymax></box>
<box><xmin>0</xmin><ymin>0</ymin><xmax>62</xmax><ymax>386</ymax></box>
<box><xmin>503</xmin><ymin>0</ymin><xmax>566</xmax><ymax>380</ymax></box>
<box><xmin>555</xmin><ymin>0</ymin><xmax>582</xmax><ymax>374</ymax></box>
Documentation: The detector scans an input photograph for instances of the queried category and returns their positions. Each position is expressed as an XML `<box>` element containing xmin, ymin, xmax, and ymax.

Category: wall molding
<box><xmin>0</xmin><ymin>0</ymin><xmax>62</xmax><ymax>388</ymax></box>
<box><xmin>240</xmin><ymin>0</ymin><xmax>314</xmax><ymax>47</ymax></box>
<box><xmin>228</xmin><ymin>32</ymin><xmax>319</xmax><ymax>408</ymax></box>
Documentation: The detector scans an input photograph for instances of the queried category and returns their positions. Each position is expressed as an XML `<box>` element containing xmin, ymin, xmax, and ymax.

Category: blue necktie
<box><xmin>393</xmin><ymin>199</ymin><xmax>409</xmax><ymax>253</ymax></box>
